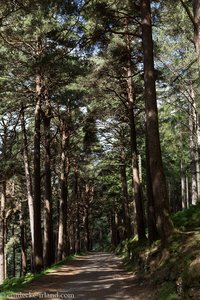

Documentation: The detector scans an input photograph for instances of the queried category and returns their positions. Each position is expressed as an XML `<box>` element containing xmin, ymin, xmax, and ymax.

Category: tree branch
<box><xmin>180</xmin><ymin>0</ymin><xmax>196</xmax><ymax>28</ymax></box>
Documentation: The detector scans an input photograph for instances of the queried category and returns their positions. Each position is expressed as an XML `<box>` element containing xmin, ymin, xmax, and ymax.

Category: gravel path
<box><xmin>9</xmin><ymin>252</ymin><xmax>156</xmax><ymax>300</ymax></box>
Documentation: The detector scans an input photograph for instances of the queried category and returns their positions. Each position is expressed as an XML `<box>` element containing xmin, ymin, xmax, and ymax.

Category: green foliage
<box><xmin>157</xmin><ymin>282</ymin><xmax>179</xmax><ymax>300</ymax></box>
<box><xmin>0</xmin><ymin>255</ymin><xmax>75</xmax><ymax>299</ymax></box>
<box><xmin>172</xmin><ymin>203</ymin><xmax>200</xmax><ymax>231</ymax></box>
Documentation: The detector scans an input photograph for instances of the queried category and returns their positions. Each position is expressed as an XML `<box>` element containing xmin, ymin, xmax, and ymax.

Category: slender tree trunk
<box><xmin>181</xmin><ymin>161</ymin><xmax>187</xmax><ymax>209</ymax></box>
<box><xmin>186</xmin><ymin>176</ymin><xmax>190</xmax><ymax>207</ymax></box>
<box><xmin>43</xmin><ymin>88</ymin><xmax>53</xmax><ymax>268</ymax></box>
<box><xmin>188</xmin><ymin>83</ymin><xmax>200</xmax><ymax>203</ymax></box>
<box><xmin>110</xmin><ymin>212</ymin><xmax>118</xmax><ymax>247</ymax></box>
<box><xmin>189</xmin><ymin>92</ymin><xmax>198</xmax><ymax>205</ymax></box>
<box><xmin>21</xmin><ymin>106</ymin><xmax>34</xmax><ymax>271</ymax></box>
<box><xmin>0</xmin><ymin>182</ymin><xmax>6</xmax><ymax>284</ymax></box>
<box><xmin>85</xmin><ymin>183</ymin><xmax>91</xmax><ymax>251</ymax></box>
<box><xmin>125</xmin><ymin>26</ymin><xmax>146</xmax><ymax>241</ymax></box>
<box><xmin>33</xmin><ymin>68</ymin><xmax>43</xmax><ymax>272</ymax></box>
<box><xmin>193</xmin><ymin>1</ymin><xmax>200</xmax><ymax>73</ymax></box>
<box><xmin>146</xmin><ymin>127</ymin><xmax>158</xmax><ymax>243</ymax></box>
<box><xmin>74</xmin><ymin>164</ymin><xmax>81</xmax><ymax>253</ymax></box>
<box><xmin>119</xmin><ymin>150</ymin><xmax>131</xmax><ymax>239</ymax></box>
<box><xmin>57</xmin><ymin>121</ymin><xmax>70</xmax><ymax>260</ymax></box>
<box><xmin>20</xmin><ymin>207</ymin><xmax>27</xmax><ymax>276</ymax></box>
<box><xmin>12</xmin><ymin>224</ymin><xmax>16</xmax><ymax>278</ymax></box>
<box><xmin>140</xmin><ymin>0</ymin><xmax>174</xmax><ymax>242</ymax></box>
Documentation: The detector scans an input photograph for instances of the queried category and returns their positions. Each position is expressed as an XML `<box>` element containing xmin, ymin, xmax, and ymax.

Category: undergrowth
<box><xmin>0</xmin><ymin>255</ymin><xmax>75</xmax><ymax>299</ymax></box>
<box><xmin>116</xmin><ymin>204</ymin><xmax>200</xmax><ymax>299</ymax></box>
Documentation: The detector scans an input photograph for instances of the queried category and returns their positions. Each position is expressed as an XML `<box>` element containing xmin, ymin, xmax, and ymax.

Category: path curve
<box><xmin>9</xmin><ymin>252</ymin><xmax>155</xmax><ymax>300</ymax></box>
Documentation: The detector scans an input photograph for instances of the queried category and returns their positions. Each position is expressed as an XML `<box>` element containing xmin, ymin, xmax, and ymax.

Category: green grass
<box><xmin>0</xmin><ymin>255</ymin><xmax>75</xmax><ymax>300</ymax></box>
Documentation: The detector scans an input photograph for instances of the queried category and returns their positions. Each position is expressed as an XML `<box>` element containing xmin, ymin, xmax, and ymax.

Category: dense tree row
<box><xmin>0</xmin><ymin>0</ymin><xmax>199</xmax><ymax>284</ymax></box>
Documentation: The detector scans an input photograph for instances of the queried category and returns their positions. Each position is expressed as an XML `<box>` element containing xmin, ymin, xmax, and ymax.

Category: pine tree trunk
<box><xmin>20</xmin><ymin>207</ymin><xmax>27</xmax><ymax>276</ymax></box>
<box><xmin>119</xmin><ymin>151</ymin><xmax>131</xmax><ymax>239</ymax></box>
<box><xmin>0</xmin><ymin>182</ymin><xmax>6</xmax><ymax>284</ymax></box>
<box><xmin>140</xmin><ymin>0</ymin><xmax>174</xmax><ymax>242</ymax></box>
<box><xmin>12</xmin><ymin>224</ymin><xmax>16</xmax><ymax>278</ymax></box>
<box><xmin>181</xmin><ymin>161</ymin><xmax>187</xmax><ymax>209</ymax></box>
<box><xmin>85</xmin><ymin>184</ymin><xmax>91</xmax><ymax>251</ymax></box>
<box><xmin>43</xmin><ymin>88</ymin><xmax>53</xmax><ymax>268</ymax></box>
<box><xmin>125</xmin><ymin>26</ymin><xmax>146</xmax><ymax>240</ymax></box>
<box><xmin>33</xmin><ymin>69</ymin><xmax>43</xmax><ymax>272</ymax></box>
<box><xmin>74</xmin><ymin>164</ymin><xmax>81</xmax><ymax>253</ymax></box>
<box><xmin>193</xmin><ymin>1</ymin><xmax>200</xmax><ymax>74</ymax></box>
<box><xmin>186</xmin><ymin>176</ymin><xmax>190</xmax><ymax>207</ymax></box>
<box><xmin>21</xmin><ymin>107</ymin><xmax>34</xmax><ymax>271</ymax></box>
<box><xmin>189</xmin><ymin>89</ymin><xmax>198</xmax><ymax>205</ymax></box>
<box><xmin>146</xmin><ymin>128</ymin><xmax>158</xmax><ymax>243</ymax></box>
<box><xmin>57</xmin><ymin>122</ymin><xmax>69</xmax><ymax>260</ymax></box>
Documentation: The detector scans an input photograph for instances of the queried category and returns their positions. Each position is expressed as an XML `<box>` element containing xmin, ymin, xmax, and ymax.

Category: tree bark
<box><xmin>33</xmin><ymin>67</ymin><xmax>43</xmax><ymax>272</ymax></box>
<box><xmin>181</xmin><ymin>161</ymin><xmax>187</xmax><ymax>209</ymax></box>
<box><xmin>57</xmin><ymin>121</ymin><xmax>69</xmax><ymax>260</ymax></box>
<box><xmin>21</xmin><ymin>106</ymin><xmax>34</xmax><ymax>271</ymax></box>
<box><xmin>125</xmin><ymin>24</ymin><xmax>146</xmax><ymax>241</ymax></box>
<box><xmin>140</xmin><ymin>0</ymin><xmax>174</xmax><ymax>242</ymax></box>
<box><xmin>145</xmin><ymin>127</ymin><xmax>158</xmax><ymax>243</ymax></box>
<box><xmin>74</xmin><ymin>163</ymin><xmax>81</xmax><ymax>253</ymax></box>
<box><xmin>20</xmin><ymin>207</ymin><xmax>27</xmax><ymax>276</ymax></box>
<box><xmin>43</xmin><ymin>88</ymin><xmax>53</xmax><ymax>268</ymax></box>
<box><xmin>0</xmin><ymin>182</ymin><xmax>6</xmax><ymax>284</ymax></box>
<box><xmin>193</xmin><ymin>0</ymin><xmax>200</xmax><ymax>73</ymax></box>
<box><xmin>119</xmin><ymin>150</ymin><xmax>131</xmax><ymax>239</ymax></box>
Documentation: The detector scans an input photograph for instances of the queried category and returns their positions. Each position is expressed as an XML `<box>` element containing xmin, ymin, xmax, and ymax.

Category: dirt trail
<box><xmin>9</xmin><ymin>252</ymin><xmax>156</xmax><ymax>300</ymax></box>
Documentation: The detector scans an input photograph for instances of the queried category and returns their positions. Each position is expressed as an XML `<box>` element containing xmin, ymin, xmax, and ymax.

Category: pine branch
<box><xmin>180</xmin><ymin>0</ymin><xmax>196</xmax><ymax>28</ymax></box>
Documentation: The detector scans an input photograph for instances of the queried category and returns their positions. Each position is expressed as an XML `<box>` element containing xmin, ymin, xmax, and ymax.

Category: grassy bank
<box><xmin>117</xmin><ymin>204</ymin><xmax>200</xmax><ymax>299</ymax></box>
<box><xmin>0</xmin><ymin>255</ymin><xmax>75</xmax><ymax>299</ymax></box>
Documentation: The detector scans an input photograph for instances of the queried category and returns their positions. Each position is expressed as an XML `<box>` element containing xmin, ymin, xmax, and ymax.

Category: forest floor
<box><xmin>6</xmin><ymin>252</ymin><xmax>156</xmax><ymax>300</ymax></box>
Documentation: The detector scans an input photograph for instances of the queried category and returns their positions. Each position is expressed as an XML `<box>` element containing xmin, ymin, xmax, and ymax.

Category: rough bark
<box><xmin>140</xmin><ymin>0</ymin><xmax>174</xmax><ymax>242</ymax></box>
<box><xmin>181</xmin><ymin>162</ymin><xmax>187</xmax><ymax>209</ymax></box>
<box><xmin>193</xmin><ymin>0</ymin><xmax>200</xmax><ymax>73</ymax></box>
<box><xmin>0</xmin><ymin>183</ymin><xmax>6</xmax><ymax>284</ymax></box>
<box><xmin>57</xmin><ymin>121</ymin><xmax>69</xmax><ymax>260</ymax></box>
<box><xmin>146</xmin><ymin>127</ymin><xmax>158</xmax><ymax>243</ymax></box>
<box><xmin>74</xmin><ymin>164</ymin><xmax>81</xmax><ymax>253</ymax></box>
<box><xmin>21</xmin><ymin>107</ymin><xmax>34</xmax><ymax>270</ymax></box>
<box><xmin>119</xmin><ymin>150</ymin><xmax>131</xmax><ymax>239</ymax></box>
<box><xmin>43</xmin><ymin>88</ymin><xmax>53</xmax><ymax>268</ymax></box>
<box><xmin>20</xmin><ymin>208</ymin><xmax>27</xmax><ymax>276</ymax></box>
<box><xmin>126</xmin><ymin>25</ymin><xmax>146</xmax><ymax>241</ymax></box>
<box><xmin>33</xmin><ymin>68</ymin><xmax>43</xmax><ymax>272</ymax></box>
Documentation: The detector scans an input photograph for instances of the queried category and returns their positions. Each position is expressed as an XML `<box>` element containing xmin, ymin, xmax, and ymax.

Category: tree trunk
<box><xmin>193</xmin><ymin>0</ymin><xmax>200</xmax><ymax>73</ymax></box>
<box><xmin>85</xmin><ymin>183</ymin><xmax>91</xmax><ymax>251</ymax></box>
<box><xmin>57</xmin><ymin>121</ymin><xmax>69</xmax><ymax>260</ymax></box>
<box><xmin>0</xmin><ymin>182</ymin><xmax>6</xmax><ymax>284</ymax></box>
<box><xmin>140</xmin><ymin>0</ymin><xmax>174</xmax><ymax>242</ymax></box>
<box><xmin>21</xmin><ymin>106</ymin><xmax>34</xmax><ymax>271</ymax></box>
<box><xmin>12</xmin><ymin>224</ymin><xmax>16</xmax><ymax>278</ymax></box>
<box><xmin>125</xmin><ymin>25</ymin><xmax>146</xmax><ymax>241</ymax></box>
<box><xmin>74</xmin><ymin>164</ymin><xmax>81</xmax><ymax>253</ymax></box>
<box><xmin>33</xmin><ymin>68</ymin><xmax>43</xmax><ymax>272</ymax></box>
<box><xmin>20</xmin><ymin>207</ymin><xmax>27</xmax><ymax>276</ymax></box>
<box><xmin>186</xmin><ymin>176</ymin><xmax>190</xmax><ymax>207</ymax></box>
<box><xmin>181</xmin><ymin>161</ymin><xmax>187</xmax><ymax>209</ymax></box>
<box><xmin>43</xmin><ymin>88</ymin><xmax>53</xmax><ymax>268</ymax></box>
<box><xmin>189</xmin><ymin>90</ymin><xmax>198</xmax><ymax>205</ymax></box>
<box><xmin>119</xmin><ymin>151</ymin><xmax>131</xmax><ymax>239</ymax></box>
<box><xmin>146</xmin><ymin>127</ymin><xmax>158</xmax><ymax>243</ymax></box>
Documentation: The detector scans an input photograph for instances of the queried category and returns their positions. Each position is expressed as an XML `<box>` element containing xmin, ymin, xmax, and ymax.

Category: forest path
<box><xmin>9</xmin><ymin>252</ymin><xmax>155</xmax><ymax>300</ymax></box>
